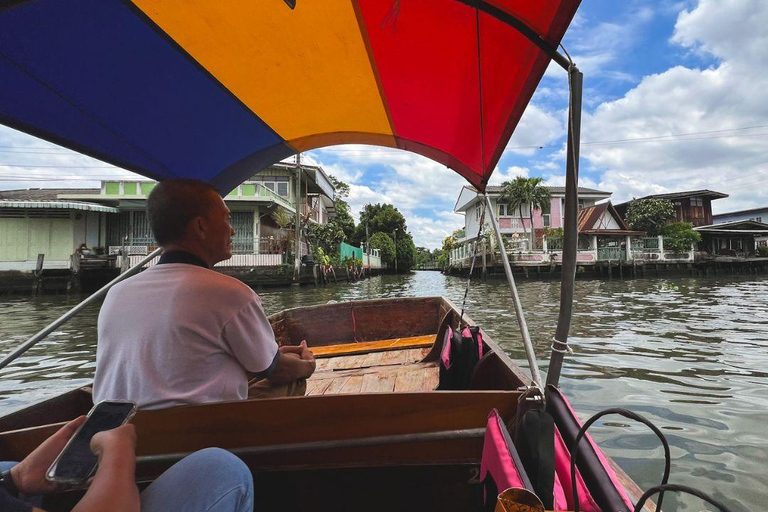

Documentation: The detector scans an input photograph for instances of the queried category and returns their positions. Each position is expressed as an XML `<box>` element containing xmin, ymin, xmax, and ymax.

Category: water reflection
<box><xmin>1</xmin><ymin>271</ymin><xmax>766</xmax><ymax>511</ymax></box>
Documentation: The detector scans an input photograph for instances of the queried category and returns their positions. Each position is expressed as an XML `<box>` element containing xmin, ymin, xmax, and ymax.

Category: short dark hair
<box><xmin>147</xmin><ymin>179</ymin><xmax>221</xmax><ymax>245</ymax></box>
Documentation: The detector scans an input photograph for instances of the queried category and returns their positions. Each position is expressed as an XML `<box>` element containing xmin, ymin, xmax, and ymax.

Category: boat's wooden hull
<box><xmin>0</xmin><ymin>296</ymin><xmax>650</xmax><ymax>511</ymax></box>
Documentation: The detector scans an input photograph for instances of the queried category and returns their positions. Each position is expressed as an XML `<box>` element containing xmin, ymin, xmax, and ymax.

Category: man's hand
<box><xmin>10</xmin><ymin>415</ymin><xmax>86</xmax><ymax>495</ymax></box>
<box><xmin>269</xmin><ymin>341</ymin><xmax>316</xmax><ymax>383</ymax></box>
<box><xmin>280</xmin><ymin>341</ymin><xmax>316</xmax><ymax>373</ymax></box>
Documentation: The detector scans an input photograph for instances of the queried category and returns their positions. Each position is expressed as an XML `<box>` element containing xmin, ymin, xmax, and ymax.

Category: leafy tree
<box><xmin>625</xmin><ymin>198</ymin><xmax>675</xmax><ymax>236</ymax></box>
<box><xmin>369</xmin><ymin>232</ymin><xmax>395</xmax><ymax>263</ymax></box>
<box><xmin>415</xmin><ymin>247</ymin><xmax>432</xmax><ymax>268</ymax></box>
<box><xmin>661</xmin><ymin>222</ymin><xmax>701</xmax><ymax>253</ymax></box>
<box><xmin>437</xmin><ymin>229</ymin><xmax>464</xmax><ymax>268</ymax></box>
<box><xmin>499</xmin><ymin>177</ymin><xmax>551</xmax><ymax>249</ymax></box>
<box><xmin>354</xmin><ymin>203</ymin><xmax>408</xmax><ymax>244</ymax></box>
<box><xmin>309</xmin><ymin>222</ymin><xmax>345</xmax><ymax>262</ymax></box>
<box><xmin>395</xmin><ymin>234</ymin><xmax>416</xmax><ymax>272</ymax></box>
<box><xmin>327</xmin><ymin>175</ymin><xmax>355</xmax><ymax>240</ymax></box>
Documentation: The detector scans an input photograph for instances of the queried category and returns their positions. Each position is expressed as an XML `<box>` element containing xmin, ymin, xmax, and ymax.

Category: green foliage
<box><xmin>309</xmin><ymin>222</ymin><xmax>345</xmax><ymax>262</ymax></box>
<box><xmin>543</xmin><ymin>227</ymin><xmax>564</xmax><ymax>238</ymax></box>
<box><xmin>369</xmin><ymin>232</ymin><xmax>396</xmax><ymax>262</ymax></box>
<box><xmin>437</xmin><ymin>229</ymin><xmax>464</xmax><ymax>268</ymax></box>
<box><xmin>327</xmin><ymin>175</ymin><xmax>356</xmax><ymax>240</ymax></box>
<box><xmin>625</xmin><ymin>198</ymin><xmax>675</xmax><ymax>235</ymax></box>
<box><xmin>661</xmin><ymin>222</ymin><xmax>701</xmax><ymax>253</ymax></box>
<box><xmin>415</xmin><ymin>247</ymin><xmax>433</xmax><ymax>267</ymax></box>
<box><xmin>395</xmin><ymin>234</ymin><xmax>416</xmax><ymax>272</ymax></box>
<box><xmin>271</xmin><ymin>207</ymin><xmax>294</xmax><ymax>229</ymax></box>
<box><xmin>314</xmin><ymin>247</ymin><xmax>332</xmax><ymax>266</ymax></box>
<box><xmin>758</xmin><ymin>246</ymin><xmax>768</xmax><ymax>257</ymax></box>
<box><xmin>354</xmin><ymin>203</ymin><xmax>408</xmax><ymax>244</ymax></box>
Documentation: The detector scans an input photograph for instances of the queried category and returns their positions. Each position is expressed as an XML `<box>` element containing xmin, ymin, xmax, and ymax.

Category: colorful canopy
<box><xmin>0</xmin><ymin>1</ymin><xmax>579</xmax><ymax>192</ymax></box>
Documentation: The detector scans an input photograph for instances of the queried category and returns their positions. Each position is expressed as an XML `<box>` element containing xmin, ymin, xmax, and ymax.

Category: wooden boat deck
<box><xmin>307</xmin><ymin>335</ymin><xmax>438</xmax><ymax>396</ymax></box>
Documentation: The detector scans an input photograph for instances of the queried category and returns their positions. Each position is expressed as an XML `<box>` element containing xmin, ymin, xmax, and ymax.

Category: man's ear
<box><xmin>190</xmin><ymin>216</ymin><xmax>206</xmax><ymax>239</ymax></box>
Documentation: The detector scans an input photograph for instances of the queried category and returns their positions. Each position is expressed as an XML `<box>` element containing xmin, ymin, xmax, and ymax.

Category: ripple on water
<box><xmin>0</xmin><ymin>272</ymin><xmax>766</xmax><ymax>512</ymax></box>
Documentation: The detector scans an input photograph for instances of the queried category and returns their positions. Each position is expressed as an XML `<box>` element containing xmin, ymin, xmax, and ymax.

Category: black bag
<box><xmin>437</xmin><ymin>325</ymin><xmax>481</xmax><ymax>390</ymax></box>
<box><xmin>509</xmin><ymin>392</ymin><xmax>555</xmax><ymax>510</ymax></box>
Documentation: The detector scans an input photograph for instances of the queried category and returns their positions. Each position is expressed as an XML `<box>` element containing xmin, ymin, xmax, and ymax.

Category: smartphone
<box><xmin>46</xmin><ymin>400</ymin><xmax>137</xmax><ymax>483</ymax></box>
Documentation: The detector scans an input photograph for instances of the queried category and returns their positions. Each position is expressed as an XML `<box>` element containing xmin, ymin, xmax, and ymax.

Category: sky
<box><xmin>1</xmin><ymin>0</ymin><xmax>767</xmax><ymax>249</ymax></box>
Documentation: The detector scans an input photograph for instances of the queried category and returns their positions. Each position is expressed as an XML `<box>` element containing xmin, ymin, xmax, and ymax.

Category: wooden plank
<box><xmin>380</xmin><ymin>350</ymin><xmax>407</xmax><ymax>366</ymax></box>
<box><xmin>358</xmin><ymin>351</ymin><xmax>384</xmax><ymax>368</ymax></box>
<box><xmin>324</xmin><ymin>377</ymin><xmax>351</xmax><ymax>395</ymax></box>
<box><xmin>311</xmin><ymin>334</ymin><xmax>435</xmax><ymax>358</ymax></box>
<box><xmin>360</xmin><ymin>373</ymin><xmax>397</xmax><ymax>393</ymax></box>
<box><xmin>309</xmin><ymin>362</ymin><xmax>439</xmax><ymax>385</ymax></box>
<box><xmin>423</xmin><ymin>367</ymin><xmax>440</xmax><ymax>391</ymax></box>
<box><xmin>338</xmin><ymin>375</ymin><xmax>364</xmax><ymax>394</ymax></box>
<box><xmin>0</xmin><ymin>391</ymin><xmax>521</xmax><ymax>462</ymax></box>
<box><xmin>305</xmin><ymin>378</ymin><xmax>332</xmax><ymax>396</ymax></box>
<box><xmin>333</xmin><ymin>354</ymin><xmax>369</xmax><ymax>371</ymax></box>
<box><xmin>394</xmin><ymin>367</ymin><xmax>424</xmax><ymax>392</ymax></box>
<box><xmin>403</xmin><ymin>348</ymin><xmax>425</xmax><ymax>364</ymax></box>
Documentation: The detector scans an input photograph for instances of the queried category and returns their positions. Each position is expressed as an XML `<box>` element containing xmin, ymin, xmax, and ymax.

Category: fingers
<box><xmin>90</xmin><ymin>424</ymin><xmax>137</xmax><ymax>456</ymax></box>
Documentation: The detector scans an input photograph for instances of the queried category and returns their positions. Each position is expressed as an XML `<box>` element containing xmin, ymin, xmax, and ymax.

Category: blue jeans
<box><xmin>2</xmin><ymin>448</ymin><xmax>253</xmax><ymax>512</ymax></box>
<box><xmin>141</xmin><ymin>448</ymin><xmax>253</xmax><ymax>512</ymax></box>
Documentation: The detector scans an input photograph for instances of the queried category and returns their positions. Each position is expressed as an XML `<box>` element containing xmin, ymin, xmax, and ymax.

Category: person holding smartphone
<box><xmin>1</xmin><ymin>417</ymin><xmax>253</xmax><ymax>512</ymax></box>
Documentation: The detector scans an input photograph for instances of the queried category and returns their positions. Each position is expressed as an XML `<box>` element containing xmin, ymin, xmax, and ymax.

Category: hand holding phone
<box><xmin>46</xmin><ymin>400</ymin><xmax>137</xmax><ymax>484</ymax></box>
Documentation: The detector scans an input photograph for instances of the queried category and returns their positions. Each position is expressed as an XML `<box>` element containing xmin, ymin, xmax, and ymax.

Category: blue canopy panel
<box><xmin>0</xmin><ymin>0</ymin><xmax>292</xmax><ymax>193</ymax></box>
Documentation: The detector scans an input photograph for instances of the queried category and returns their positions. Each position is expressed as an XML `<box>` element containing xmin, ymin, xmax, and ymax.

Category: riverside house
<box><xmin>713</xmin><ymin>206</ymin><xmax>768</xmax><ymax>249</ymax></box>
<box><xmin>0</xmin><ymin>163</ymin><xmax>336</xmax><ymax>273</ymax></box>
<box><xmin>453</xmin><ymin>184</ymin><xmax>612</xmax><ymax>250</ymax></box>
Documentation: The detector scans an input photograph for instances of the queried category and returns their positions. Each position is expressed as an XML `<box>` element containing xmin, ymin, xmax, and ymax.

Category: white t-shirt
<box><xmin>93</xmin><ymin>263</ymin><xmax>278</xmax><ymax>410</ymax></box>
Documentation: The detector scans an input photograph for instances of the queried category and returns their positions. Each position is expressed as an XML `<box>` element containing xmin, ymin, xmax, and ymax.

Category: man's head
<box><xmin>147</xmin><ymin>179</ymin><xmax>235</xmax><ymax>266</ymax></box>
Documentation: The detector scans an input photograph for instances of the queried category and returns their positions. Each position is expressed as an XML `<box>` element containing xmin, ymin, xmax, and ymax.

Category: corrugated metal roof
<box><xmin>0</xmin><ymin>188</ymin><xmax>99</xmax><ymax>201</ymax></box>
<box><xmin>0</xmin><ymin>200</ymin><xmax>118</xmax><ymax>213</ymax></box>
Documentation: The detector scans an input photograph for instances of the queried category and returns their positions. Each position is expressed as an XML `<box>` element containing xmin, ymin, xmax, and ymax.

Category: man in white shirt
<box><xmin>93</xmin><ymin>179</ymin><xmax>315</xmax><ymax>410</ymax></box>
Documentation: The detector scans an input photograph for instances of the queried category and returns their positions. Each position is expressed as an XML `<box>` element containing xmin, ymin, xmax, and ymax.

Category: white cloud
<box><xmin>581</xmin><ymin>0</ymin><xmax>768</xmax><ymax>212</ymax></box>
<box><xmin>503</xmin><ymin>105</ymin><xmax>564</xmax><ymax>156</ymax></box>
<box><xmin>0</xmin><ymin>126</ymin><xmax>140</xmax><ymax>190</ymax></box>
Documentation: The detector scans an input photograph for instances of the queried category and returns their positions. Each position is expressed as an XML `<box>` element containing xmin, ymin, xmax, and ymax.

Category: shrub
<box><xmin>662</xmin><ymin>222</ymin><xmax>701</xmax><ymax>253</ymax></box>
<box><xmin>758</xmin><ymin>246</ymin><xmax>768</xmax><ymax>257</ymax></box>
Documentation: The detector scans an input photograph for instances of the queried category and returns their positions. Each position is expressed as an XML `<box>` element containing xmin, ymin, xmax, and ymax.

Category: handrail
<box><xmin>0</xmin><ymin>247</ymin><xmax>163</xmax><ymax>372</ymax></box>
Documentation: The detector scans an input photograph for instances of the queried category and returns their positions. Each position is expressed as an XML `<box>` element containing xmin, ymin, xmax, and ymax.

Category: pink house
<box><xmin>453</xmin><ymin>185</ymin><xmax>612</xmax><ymax>242</ymax></box>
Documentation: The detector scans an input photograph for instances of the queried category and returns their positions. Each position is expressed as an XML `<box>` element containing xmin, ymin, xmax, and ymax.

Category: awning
<box><xmin>0</xmin><ymin>1</ymin><xmax>580</xmax><ymax>192</ymax></box>
<box><xmin>0</xmin><ymin>200</ymin><xmax>119</xmax><ymax>213</ymax></box>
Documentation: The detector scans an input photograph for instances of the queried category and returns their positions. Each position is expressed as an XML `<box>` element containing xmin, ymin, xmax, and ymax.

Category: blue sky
<box><xmin>2</xmin><ymin>0</ymin><xmax>767</xmax><ymax>249</ymax></box>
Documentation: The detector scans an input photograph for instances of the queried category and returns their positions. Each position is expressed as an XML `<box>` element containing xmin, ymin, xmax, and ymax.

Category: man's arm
<box><xmin>266</xmin><ymin>341</ymin><xmax>316</xmax><ymax>384</ymax></box>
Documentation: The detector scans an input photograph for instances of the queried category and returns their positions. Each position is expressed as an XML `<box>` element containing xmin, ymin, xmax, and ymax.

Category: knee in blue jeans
<box><xmin>187</xmin><ymin>448</ymin><xmax>253</xmax><ymax>497</ymax></box>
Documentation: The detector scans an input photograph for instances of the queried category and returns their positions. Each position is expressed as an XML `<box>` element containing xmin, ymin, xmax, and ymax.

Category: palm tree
<box><xmin>527</xmin><ymin>178</ymin><xmax>551</xmax><ymax>250</ymax></box>
<box><xmin>499</xmin><ymin>177</ymin><xmax>530</xmax><ymax>249</ymax></box>
<box><xmin>499</xmin><ymin>177</ymin><xmax>551</xmax><ymax>250</ymax></box>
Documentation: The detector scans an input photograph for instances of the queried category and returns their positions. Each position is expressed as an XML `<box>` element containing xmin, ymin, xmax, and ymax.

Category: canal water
<box><xmin>1</xmin><ymin>271</ymin><xmax>766</xmax><ymax>511</ymax></box>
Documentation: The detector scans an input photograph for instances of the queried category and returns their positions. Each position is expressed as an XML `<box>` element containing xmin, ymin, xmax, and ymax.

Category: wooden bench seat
<box><xmin>310</xmin><ymin>334</ymin><xmax>436</xmax><ymax>358</ymax></box>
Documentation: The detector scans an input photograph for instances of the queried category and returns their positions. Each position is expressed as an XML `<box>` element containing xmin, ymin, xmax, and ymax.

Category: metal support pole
<box><xmin>0</xmin><ymin>247</ymin><xmax>163</xmax><ymax>371</ymax></box>
<box><xmin>484</xmin><ymin>193</ymin><xmax>543</xmax><ymax>389</ymax></box>
<box><xmin>294</xmin><ymin>153</ymin><xmax>302</xmax><ymax>282</ymax></box>
<box><xmin>547</xmin><ymin>65</ymin><xmax>583</xmax><ymax>388</ymax></box>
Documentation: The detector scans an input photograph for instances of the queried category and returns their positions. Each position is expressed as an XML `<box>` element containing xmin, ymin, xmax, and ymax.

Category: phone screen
<box><xmin>49</xmin><ymin>401</ymin><xmax>136</xmax><ymax>482</ymax></box>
